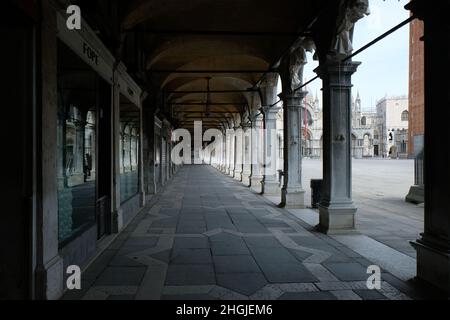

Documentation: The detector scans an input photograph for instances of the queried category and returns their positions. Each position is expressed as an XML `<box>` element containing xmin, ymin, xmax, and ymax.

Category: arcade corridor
<box><xmin>2</xmin><ymin>0</ymin><xmax>450</xmax><ymax>300</ymax></box>
<box><xmin>63</xmin><ymin>165</ymin><xmax>434</xmax><ymax>300</ymax></box>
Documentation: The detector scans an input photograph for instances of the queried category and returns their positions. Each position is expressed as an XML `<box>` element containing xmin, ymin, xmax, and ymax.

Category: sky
<box><xmin>302</xmin><ymin>0</ymin><xmax>410</xmax><ymax>111</ymax></box>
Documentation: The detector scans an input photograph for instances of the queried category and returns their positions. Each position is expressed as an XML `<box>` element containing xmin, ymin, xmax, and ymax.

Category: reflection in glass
<box><xmin>120</xmin><ymin>99</ymin><xmax>140</xmax><ymax>203</ymax></box>
<box><xmin>57</xmin><ymin>103</ymin><xmax>97</xmax><ymax>244</ymax></box>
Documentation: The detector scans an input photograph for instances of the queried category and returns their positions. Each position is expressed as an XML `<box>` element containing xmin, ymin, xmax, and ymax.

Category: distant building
<box><xmin>375</xmin><ymin>96</ymin><xmax>409</xmax><ymax>158</ymax></box>
<box><xmin>289</xmin><ymin>90</ymin><xmax>381</xmax><ymax>159</ymax></box>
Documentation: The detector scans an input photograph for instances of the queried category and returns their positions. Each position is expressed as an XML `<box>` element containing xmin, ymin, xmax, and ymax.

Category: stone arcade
<box><xmin>1</xmin><ymin>0</ymin><xmax>449</xmax><ymax>300</ymax></box>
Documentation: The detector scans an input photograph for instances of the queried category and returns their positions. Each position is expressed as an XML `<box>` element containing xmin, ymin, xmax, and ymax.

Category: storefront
<box><xmin>55</xmin><ymin>8</ymin><xmax>144</xmax><ymax>286</ymax></box>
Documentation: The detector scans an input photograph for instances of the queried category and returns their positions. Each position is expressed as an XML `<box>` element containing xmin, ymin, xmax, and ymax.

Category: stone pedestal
<box><xmin>407</xmin><ymin>0</ymin><xmax>450</xmax><ymax>294</ymax></box>
<box><xmin>315</xmin><ymin>61</ymin><xmax>360</xmax><ymax>234</ymax></box>
<box><xmin>406</xmin><ymin>185</ymin><xmax>424</xmax><ymax>204</ymax></box>
<box><xmin>280</xmin><ymin>92</ymin><xmax>306</xmax><ymax>209</ymax></box>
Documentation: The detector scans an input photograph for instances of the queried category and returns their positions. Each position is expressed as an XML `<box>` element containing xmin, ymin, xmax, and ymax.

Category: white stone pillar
<box><xmin>315</xmin><ymin>61</ymin><xmax>360</xmax><ymax>233</ymax></box>
<box><xmin>407</xmin><ymin>0</ymin><xmax>450</xmax><ymax>294</ymax></box>
<box><xmin>228</xmin><ymin>129</ymin><xmax>235</xmax><ymax>177</ymax></box>
<box><xmin>280</xmin><ymin>91</ymin><xmax>307</xmax><ymax>208</ymax></box>
<box><xmin>233</xmin><ymin>127</ymin><xmax>244</xmax><ymax>181</ymax></box>
<box><xmin>250</xmin><ymin>114</ymin><xmax>264</xmax><ymax>193</ymax></box>
<box><xmin>262</xmin><ymin>106</ymin><xmax>281</xmax><ymax>195</ymax></box>
<box><xmin>242</xmin><ymin>124</ymin><xmax>252</xmax><ymax>186</ymax></box>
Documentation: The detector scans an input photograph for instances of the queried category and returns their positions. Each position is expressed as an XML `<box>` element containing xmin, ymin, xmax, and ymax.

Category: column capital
<box><xmin>261</xmin><ymin>105</ymin><xmax>281</xmax><ymax>116</ymax></box>
<box><xmin>314</xmin><ymin>61</ymin><xmax>361</xmax><ymax>80</ymax></box>
<box><xmin>278</xmin><ymin>90</ymin><xmax>308</xmax><ymax>107</ymax></box>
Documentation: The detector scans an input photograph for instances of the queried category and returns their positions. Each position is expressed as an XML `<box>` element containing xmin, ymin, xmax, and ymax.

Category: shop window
<box><xmin>57</xmin><ymin>41</ymin><xmax>98</xmax><ymax>245</ymax></box>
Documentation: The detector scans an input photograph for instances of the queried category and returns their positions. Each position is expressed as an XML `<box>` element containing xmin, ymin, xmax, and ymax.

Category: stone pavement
<box><xmin>63</xmin><ymin>165</ymin><xmax>441</xmax><ymax>300</ymax></box>
<box><xmin>299</xmin><ymin>159</ymin><xmax>423</xmax><ymax>259</ymax></box>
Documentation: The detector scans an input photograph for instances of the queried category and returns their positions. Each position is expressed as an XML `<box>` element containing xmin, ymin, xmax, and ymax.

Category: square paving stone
<box><xmin>354</xmin><ymin>290</ymin><xmax>387</xmax><ymax>300</ymax></box>
<box><xmin>217</xmin><ymin>273</ymin><xmax>268</xmax><ymax>296</ymax></box>
<box><xmin>165</xmin><ymin>264</ymin><xmax>216</xmax><ymax>286</ymax></box>
<box><xmin>214</xmin><ymin>255</ymin><xmax>261</xmax><ymax>274</ymax></box>
<box><xmin>117</xmin><ymin>245</ymin><xmax>155</xmax><ymax>256</ymax></box>
<box><xmin>279</xmin><ymin>292</ymin><xmax>337</xmax><ymax>300</ymax></box>
<box><xmin>258</xmin><ymin>262</ymin><xmax>318</xmax><ymax>283</ymax></box>
<box><xmin>288</xmin><ymin>249</ymin><xmax>313</xmax><ymax>262</ymax></box>
<box><xmin>149</xmin><ymin>250</ymin><xmax>172</xmax><ymax>264</ymax></box>
<box><xmin>209</xmin><ymin>233</ymin><xmax>242</xmax><ymax>243</ymax></box>
<box><xmin>123</xmin><ymin>237</ymin><xmax>159</xmax><ymax>247</ymax></box>
<box><xmin>171</xmin><ymin>248</ymin><xmax>213</xmax><ymax>264</ymax></box>
<box><xmin>95</xmin><ymin>267</ymin><xmax>146</xmax><ymax>286</ymax></box>
<box><xmin>235</xmin><ymin>223</ymin><xmax>270</xmax><ymax>234</ymax></box>
<box><xmin>323</xmin><ymin>262</ymin><xmax>369</xmax><ymax>281</ymax></box>
<box><xmin>176</xmin><ymin>226</ymin><xmax>207</xmax><ymax>234</ymax></box>
<box><xmin>108</xmin><ymin>255</ymin><xmax>144</xmax><ymax>267</ymax></box>
<box><xmin>173</xmin><ymin>237</ymin><xmax>210</xmax><ymax>249</ymax></box>
<box><xmin>151</xmin><ymin>218</ymin><xmax>178</xmax><ymax>228</ymax></box>
<box><xmin>249</xmin><ymin>247</ymin><xmax>298</xmax><ymax>264</ymax></box>
<box><xmin>211</xmin><ymin>241</ymin><xmax>250</xmax><ymax>256</ymax></box>
<box><xmin>244</xmin><ymin>237</ymin><xmax>283</xmax><ymax>248</ymax></box>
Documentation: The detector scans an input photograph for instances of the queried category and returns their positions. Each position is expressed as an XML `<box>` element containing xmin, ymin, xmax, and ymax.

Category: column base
<box><xmin>317</xmin><ymin>202</ymin><xmax>357</xmax><ymax>234</ymax></box>
<box><xmin>234</xmin><ymin>171</ymin><xmax>243</xmax><ymax>182</ymax></box>
<box><xmin>406</xmin><ymin>185</ymin><xmax>425</xmax><ymax>204</ymax></box>
<box><xmin>262</xmin><ymin>180</ymin><xmax>281</xmax><ymax>196</ymax></box>
<box><xmin>242</xmin><ymin>174</ymin><xmax>251</xmax><ymax>187</ymax></box>
<box><xmin>411</xmin><ymin>239</ymin><xmax>450</xmax><ymax>294</ymax></box>
<box><xmin>250</xmin><ymin>177</ymin><xmax>263</xmax><ymax>194</ymax></box>
<box><xmin>281</xmin><ymin>188</ymin><xmax>306</xmax><ymax>209</ymax></box>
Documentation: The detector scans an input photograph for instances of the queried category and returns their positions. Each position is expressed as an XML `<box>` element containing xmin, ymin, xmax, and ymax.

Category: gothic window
<box><xmin>361</xmin><ymin>116</ymin><xmax>367</xmax><ymax>126</ymax></box>
<box><xmin>401</xmin><ymin>110</ymin><xmax>409</xmax><ymax>121</ymax></box>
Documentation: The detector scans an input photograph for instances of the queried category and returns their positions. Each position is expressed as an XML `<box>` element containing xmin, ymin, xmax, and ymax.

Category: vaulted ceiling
<box><xmin>76</xmin><ymin>0</ymin><xmax>333</xmax><ymax>130</ymax></box>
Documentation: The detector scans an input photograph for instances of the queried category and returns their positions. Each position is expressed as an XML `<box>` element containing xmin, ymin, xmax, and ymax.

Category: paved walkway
<box><xmin>300</xmin><ymin>159</ymin><xmax>423</xmax><ymax>258</ymax></box>
<box><xmin>64</xmin><ymin>165</ymin><xmax>440</xmax><ymax>300</ymax></box>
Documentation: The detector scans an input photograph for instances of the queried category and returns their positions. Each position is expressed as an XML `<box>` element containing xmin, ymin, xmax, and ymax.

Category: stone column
<box><xmin>229</xmin><ymin>129</ymin><xmax>236</xmax><ymax>177</ymax></box>
<box><xmin>407</xmin><ymin>0</ymin><xmax>450</xmax><ymax>294</ymax></box>
<box><xmin>224</xmin><ymin>132</ymin><xmax>230</xmax><ymax>174</ymax></box>
<box><xmin>242</xmin><ymin>124</ymin><xmax>252</xmax><ymax>186</ymax></box>
<box><xmin>250</xmin><ymin>114</ymin><xmax>264</xmax><ymax>193</ymax></box>
<box><xmin>233</xmin><ymin>126</ymin><xmax>244</xmax><ymax>181</ymax></box>
<box><xmin>111</xmin><ymin>76</ymin><xmax>123</xmax><ymax>233</ymax></box>
<box><xmin>35</xmin><ymin>0</ymin><xmax>64</xmax><ymax>300</ymax></box>
<box><xmin>221</xmin><ymin>131</ymin><xmax>227</xmax><ymax>172</ymax></box>
<box><xmin>138</xmin><ymin>105</ymin><xmax>146</xmax><ymax>206</ymax></box>
<box><xmin>280</xmin><ymin>91</ymin><xmax>307</xmax><ymax>208</ymax></box>
<box><xmin>262</xmin><ymin>106</ymin><xmax>281</xmax><ymax>195</ymax></box>
<box><xmin>315</xmin><ymin>61</ymin><xmax>360</xmax><ymax>234</ymax></box>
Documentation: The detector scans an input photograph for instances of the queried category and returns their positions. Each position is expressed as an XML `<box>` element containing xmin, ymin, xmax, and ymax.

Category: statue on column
<box><xmin>331</xmin><ymin>0</ymin><xmax>370</xmax><ymax>60</ymax></box>
<box><xmin>283</xmin><ymin>37</ymin><xmax>315</xmax><ymax>93</ymax></box>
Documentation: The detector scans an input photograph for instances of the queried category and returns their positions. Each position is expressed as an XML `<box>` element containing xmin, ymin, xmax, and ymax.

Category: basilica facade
<box><xmin>278</xmin><ymin>91</ymin><xmax>409</xmax><ymax>160</ymax></box>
